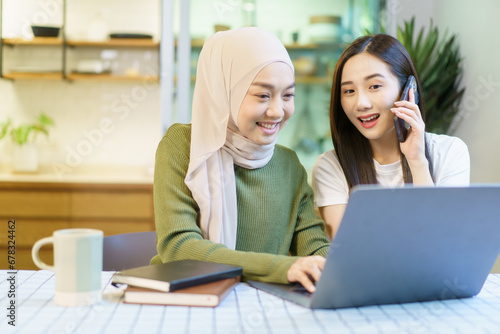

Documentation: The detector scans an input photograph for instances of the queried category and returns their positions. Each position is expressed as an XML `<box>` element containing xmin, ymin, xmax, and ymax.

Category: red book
<box><xmin>123</xmin><ymin>276</ymin><xmax>240</xmax><ymax>307</ymax></box>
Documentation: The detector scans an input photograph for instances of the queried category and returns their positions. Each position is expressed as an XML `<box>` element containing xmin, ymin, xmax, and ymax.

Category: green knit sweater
<box><xmin>151</xmin><ymin>123</ymin><xmax>330</xmax><ymax>283</ymax></box>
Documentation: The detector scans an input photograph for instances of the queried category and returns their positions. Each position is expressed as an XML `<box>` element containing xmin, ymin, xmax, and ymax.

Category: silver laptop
<box><xmin>248</xmin><ymin>185</ymin><xmax>500</xmax><ymax>309</ymax></box>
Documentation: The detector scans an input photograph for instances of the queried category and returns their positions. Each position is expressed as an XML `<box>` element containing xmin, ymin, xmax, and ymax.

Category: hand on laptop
<box><xmin>287</xmin><ymin>256</ymin><xmax>326</xmax><ymax>293</ymax></box>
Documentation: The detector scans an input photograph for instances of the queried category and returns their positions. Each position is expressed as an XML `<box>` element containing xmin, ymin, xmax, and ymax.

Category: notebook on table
<box><xmin>112</xmin><ymin>259</ymin><xmax>242</xmax><ymax>292</ymax></box>
<box><xmin>248</xmin><ymin>185</ymin><xmax>500</xmax><ymax>309</ymax></box>
<box><xmin>123</xmin><ymin>276</ymin><xmax>241</xmax><ymax>307</ymax></box>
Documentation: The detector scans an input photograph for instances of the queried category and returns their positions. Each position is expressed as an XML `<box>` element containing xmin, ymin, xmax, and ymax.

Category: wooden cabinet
<box><xmin>0</xmin><ymin>181</ymin><xmax>154</xmax><ymax>270</ymax></box>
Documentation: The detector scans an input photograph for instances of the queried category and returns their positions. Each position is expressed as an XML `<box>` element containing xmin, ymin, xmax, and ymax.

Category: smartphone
<box><xmin>394</xmin><ymin>75</ymin><xmax>419</xmax><ymax>142</ymax></box>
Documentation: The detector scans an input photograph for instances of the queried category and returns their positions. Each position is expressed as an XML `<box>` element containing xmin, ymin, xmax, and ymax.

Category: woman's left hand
<box><xmin>391</xmin><ymin>88</ymin><xmax>427</xmax><ymax>164</ymax></box>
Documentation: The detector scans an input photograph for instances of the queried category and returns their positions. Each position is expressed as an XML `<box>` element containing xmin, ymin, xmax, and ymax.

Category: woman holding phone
<box><xmin>312</xmin><ymin>34</ymin><xmax>470</xmax><ymax>240</ymax></box>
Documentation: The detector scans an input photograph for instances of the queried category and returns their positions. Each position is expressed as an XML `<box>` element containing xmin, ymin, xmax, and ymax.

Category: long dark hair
<box><xmin>330</xmin><ymin>34</ymin><xmax>433</xmax><ymax>188</ymax></box>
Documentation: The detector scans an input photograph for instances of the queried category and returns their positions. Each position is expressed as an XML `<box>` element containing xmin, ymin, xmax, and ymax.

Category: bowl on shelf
<box><xmin>293</xmin><ymin>57</ymin><xmax>317</xmax><ymax>76</ymax></box>
<box><xmin>31</xmin><ymin>26</ymin><xmax>60</xmax><ymax>38</ymax></box>
<box><xmin>309</xmin><ymin>16</ymin><xmax>341</xmax><ymax>44</ymax></box>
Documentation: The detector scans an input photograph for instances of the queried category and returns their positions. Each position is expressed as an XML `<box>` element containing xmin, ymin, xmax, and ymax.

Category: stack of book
<box><xmin>112</xmin><ymin>259</ymin><xmax>243</xmax><ymax>307</ymax></box>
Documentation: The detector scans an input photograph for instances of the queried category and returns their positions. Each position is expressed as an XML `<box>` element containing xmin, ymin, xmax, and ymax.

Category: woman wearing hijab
<box><xmin>150</xmin><ymin>27</ymin><xmax>330</xmax><ymax>292</ymax></box>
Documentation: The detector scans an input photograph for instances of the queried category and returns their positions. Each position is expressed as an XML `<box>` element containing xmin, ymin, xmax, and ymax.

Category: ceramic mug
<box><xmin>32</xmin><ymin>228</ymin><xmax>103</xmax><ymax>307</ymax></box>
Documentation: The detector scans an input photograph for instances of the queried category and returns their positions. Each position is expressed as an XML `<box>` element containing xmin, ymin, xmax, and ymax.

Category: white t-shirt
<box><xmin>312</xmin><ymin>133</ymin><xmax>470</xmax><ymax>207</ymax></box>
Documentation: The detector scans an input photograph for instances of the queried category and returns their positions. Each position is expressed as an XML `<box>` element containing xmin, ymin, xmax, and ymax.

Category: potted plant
<box><xmin>397</xmin><ymin>18</ymin><xmax>465</xmax><ymax>134</ymax></box>
<box><xmin>1</xmin><ymin>113</ymin><xmax>54</xmax><ymax>172</ymax></box>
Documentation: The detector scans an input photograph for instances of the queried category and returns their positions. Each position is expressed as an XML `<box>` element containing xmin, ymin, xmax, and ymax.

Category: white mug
<box><xmin>32</xmin><ymin>228</ymin><xmax>103</xmax><ymax>307</ymax></box>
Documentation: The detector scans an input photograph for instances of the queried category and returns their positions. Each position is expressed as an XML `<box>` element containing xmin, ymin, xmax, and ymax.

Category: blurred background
<box><xmin>1</xmin><ymin>0</ymin><xmax>499</xmax><ymax>181</ymax></box>
<box><xmin>1</xmin><ymin>0</ymin><xmax>499</xmax><ymax>270</ymax></box>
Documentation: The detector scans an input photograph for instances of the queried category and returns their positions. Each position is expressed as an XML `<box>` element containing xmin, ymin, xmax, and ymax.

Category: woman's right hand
<box><xmin>286</xmin><ymin>255</ymin><xmax>326</xmax><ymax>293</ymax></box>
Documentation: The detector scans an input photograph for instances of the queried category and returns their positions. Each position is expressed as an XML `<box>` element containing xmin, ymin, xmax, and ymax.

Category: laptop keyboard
<box><xmin>290</xmin><ymin>283</ymin><xmax>313</xmax><ymax>296</ymax></box>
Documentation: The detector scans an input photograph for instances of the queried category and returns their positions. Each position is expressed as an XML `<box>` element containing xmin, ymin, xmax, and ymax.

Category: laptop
<box><xmin>248</xmin><ymin>185</ymin><xmax>500</xmax><ymax>309</ymax></box>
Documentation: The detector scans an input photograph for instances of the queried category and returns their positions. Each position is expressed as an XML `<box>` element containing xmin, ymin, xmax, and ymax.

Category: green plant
<box><xmin>369</xmin><ymin>18</ymin><xmax>465</xmax><ymax>134</ymax></box>
<box><xmin>3</xmin><ymin>113</ymin><xmax>54</xmax><ymax>146</ymax></box>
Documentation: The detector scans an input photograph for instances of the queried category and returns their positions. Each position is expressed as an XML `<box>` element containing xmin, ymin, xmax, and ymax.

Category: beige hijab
<box><xmin>185</xmin><ymin>27</ymin><xmax>294</xmax><ymax>250</ymax></box>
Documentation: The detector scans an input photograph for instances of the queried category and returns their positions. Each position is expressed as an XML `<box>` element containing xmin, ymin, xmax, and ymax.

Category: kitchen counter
<box><xmin>0</xmin><ymin>164</ymin><xmax>154</xmax><ymax>185</ymax></box>
<box><xmin>0</xmin><ymin>164</ymin><xmax>155</xmax><ymax>270</ymax></box>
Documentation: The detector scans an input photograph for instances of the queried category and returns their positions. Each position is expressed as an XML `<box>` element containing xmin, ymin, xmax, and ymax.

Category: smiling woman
<box><xmin>340</xmin><ymin>55</ymin><xmax>401</xmax><ymax>141</ymax></box>
<box><xmin>311</xmin><ymin>34</ymin><xmax>471</xmax><ymax>240</ymax></box>
<box><xmin>151</xmin><ymin>27</ymin><xmax>330</xmax><ymax>293</ymax></box>
<box><xmin>237</xmin><ymin>62</ymin><xmax>296</xmax><ymax>145</ymax></box>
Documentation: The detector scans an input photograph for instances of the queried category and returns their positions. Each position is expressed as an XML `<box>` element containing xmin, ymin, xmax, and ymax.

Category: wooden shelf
<box><xmin>3</xmin><ymin>72</ymin><xmax>63</xmax><ymax>80</ymax></box>
<box><xmin>190</xmin><ymin>39</ymin><xmax>205</xmax><ymax>48</ymax></box>
<box><xmin>1</xmin><ymin>38</ymin><xmax>158</xmax><ymax>48</ymax></box>
<box><xmin>2</xmin><ymin>37</ymin><xmax>63</xmax><ymax>46</ymax></box>
<box><xmin>66</xmin><ymin>39</ymin><xmax>159</xmax><ymax>48</ymax></box>
<box><xmin>2</xmin><ymin>72</ymin><xmax>159</xmax><ymax>82</ymax></box>
<box><xmin>2</xmin><ymin>72</ymin><xmax>328</xmax><ymax>86</ymax></box>
<box><xmin>1</xmin><ymin>39</ymin><xmax>333</xmax><ymax>83</ymax></box>
<box><xmin>189</xmin><ymin>39</ymin><xmax>339</xmax><ymax>50</ymax></box>
<box><xmin>285</xmin><ymin>42</ymin><xmax>339</xmax><ymax>50</ymax></box>
<box><xmin>5</xmin><ymin>71</ymin><xmax>322</xmax><ymax>84</ymax></box>
<box><xmin>295</xmin><ymin>76</ymin><xmax>331</xmax><ymax>84</ymax></box>
<box><xmin>66</xmin><ymin>73</ymin><xmax>159</xmax><ymax>81</ymax></box>
<box><xmin>1</xmin><ymin>37</ymin><xmax>336</xmax><ymax>50</ymax></box>
<box><xmin>185</xmin><ymin>74</ymin><xmax>329</xmax><ymax>84</ymax></box>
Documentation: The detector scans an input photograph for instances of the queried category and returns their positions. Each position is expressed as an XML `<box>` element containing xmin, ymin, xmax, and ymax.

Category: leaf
<box><xmin>10</xmin><ymin>125</ymin><xmax>33</xmax><ymax>145</ymax></box>
<box><xmin>0</xmin><ymin>118</ymin><xmax>11</xmax><ymax>140</ymax></box>
<box><xmin>38</xmin><ymin>113</ymin><xmax>55</xmax><ymax>127</ymax></box>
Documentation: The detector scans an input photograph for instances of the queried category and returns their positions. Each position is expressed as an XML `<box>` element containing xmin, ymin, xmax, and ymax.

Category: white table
<box><xmin>1</xmin><ymin>270</ymin><xmax>500</xmax><ymax>333</ymax></box>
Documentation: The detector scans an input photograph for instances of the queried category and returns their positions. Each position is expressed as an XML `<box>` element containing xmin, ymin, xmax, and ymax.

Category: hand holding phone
<box><xmin>394</xmin><ymin>75</ymin><xmax>419</xmax><ymax>142</ymax></box>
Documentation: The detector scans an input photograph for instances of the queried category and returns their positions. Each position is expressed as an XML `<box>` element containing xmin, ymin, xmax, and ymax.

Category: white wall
<box><xmin>388</xmin><ymin>0</ymin><xmax>435</xmax><ymax>35</ymax></box>
<box><xmin>394</xmin><ymin>0</ymin><xmax>500</xmax><ymax>183</ymax></box>
<box><xmin>434</xmin><ymin>0</ymin><xmax>500</xmax><ymax>183</ymax></box>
